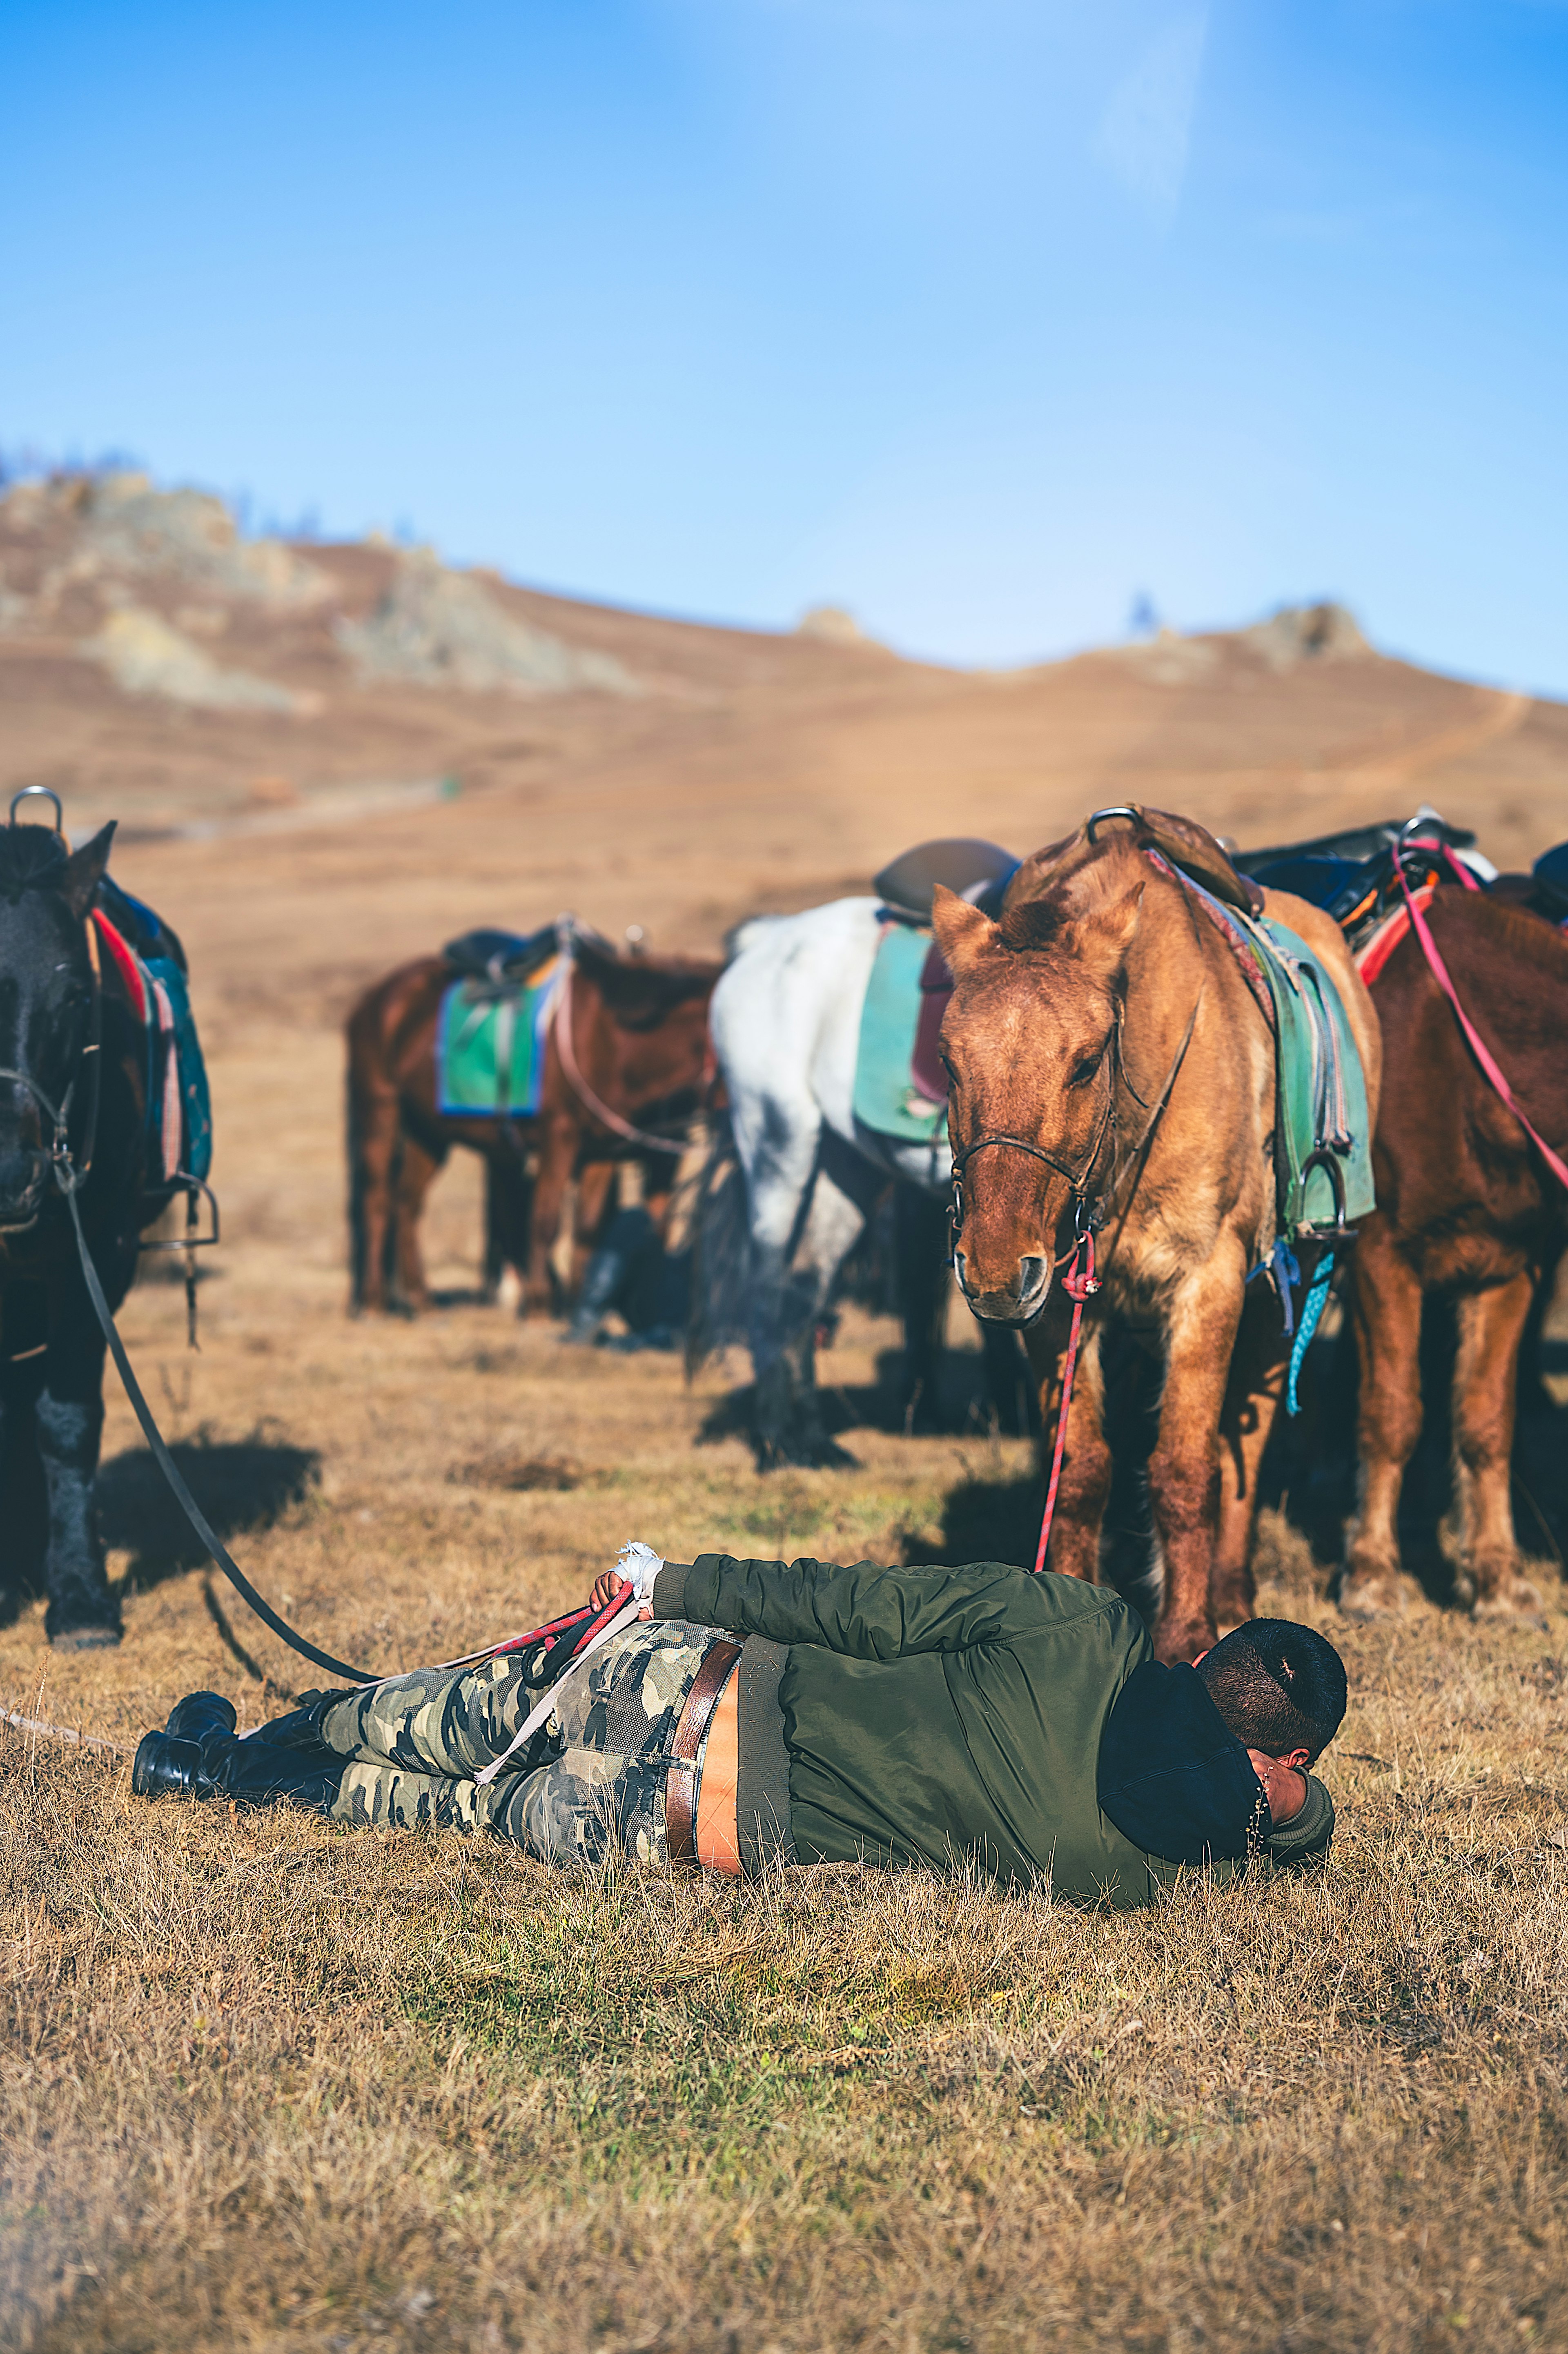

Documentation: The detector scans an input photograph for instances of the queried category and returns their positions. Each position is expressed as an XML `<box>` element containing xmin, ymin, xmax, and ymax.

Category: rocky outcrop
<box><xmin>1241</xmin><ymin>601</ymin><xmax>1370</xmax><ymax>670</ymax></box>
<box><xmin>4</xmin><ymin>472</ymin><xmax>330</xmax><ymax>613</ymax></box>
<box><xmin>80</xmin><ymin>608</ymin><xmax>310</xmax><ymax>713</ymax></box>
<box><xmin>336</xmin><ymin>548</ymin><xmax>636</xmax><ymax>696</ymax></box>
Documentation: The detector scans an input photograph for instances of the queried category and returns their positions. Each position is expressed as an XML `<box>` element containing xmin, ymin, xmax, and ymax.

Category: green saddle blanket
<box><xmin>1246</xmin><ymin>914</ymin><xmax>1375</xmax><ymax>1238</ymax></box>
<box><xmin>852</xmin><ymin>923</ymin><xmax>947</xmax><ymax>1144</ymax></box>
<box><xmin>436</xmin><ymin>958</ymin><xmax>561</xmax><ymax>1116</ymax></box>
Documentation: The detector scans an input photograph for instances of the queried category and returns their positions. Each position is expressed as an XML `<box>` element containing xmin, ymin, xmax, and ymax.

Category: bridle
<box><xmin>948</xmin><ymin>984</ymin><xmax>1202</xmax><ymax>1304</ymax></box>
<box><xmin>0</xmin><ymin>906</ymin><xmax>104</xmax><ymax>1224</ymax></box>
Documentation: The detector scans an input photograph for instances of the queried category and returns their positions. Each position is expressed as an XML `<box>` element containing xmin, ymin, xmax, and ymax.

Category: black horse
<box><xmin>0</xmin><ymin>818</ymin><xmax>180</xmax><ymax>1646</ymax></box>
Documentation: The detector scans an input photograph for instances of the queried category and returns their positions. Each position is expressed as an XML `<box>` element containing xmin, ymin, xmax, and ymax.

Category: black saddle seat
<box><xmin>1233</xmin><ymin>814</ymin><xmax>1478</xmax><ymax>922</ymax></box>
<box><xmin>440</xmin><ymin>924</ymin><xmax>559</xmax><ymax>985</ymax></box>
<box><xmin>874</xmin><ymin>838</ymin><xmax>1020</xmax><ymax>924</ymax></box>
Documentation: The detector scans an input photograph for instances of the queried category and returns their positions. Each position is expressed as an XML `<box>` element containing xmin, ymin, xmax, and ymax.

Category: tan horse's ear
<box><xmin>1067</xmin><ymin>881</ymin><xmax>1145</xmax><ymax>987</ymax></box>
<box><xmin>930</xmin><ymin>884</ymin><xmax>998</xmax><ymax>974</ymax></box>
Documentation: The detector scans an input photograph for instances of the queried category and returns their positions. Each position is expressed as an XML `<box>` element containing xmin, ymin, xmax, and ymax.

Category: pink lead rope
<box><xmin>1032</xmin><ymin>1230</ymin><xmax>1101</xmax><ymax>1575</ymax></box>
<box><xmin>1394</xmin><ymin>857</ymin><xmax>1568</xmax><ymax>1194</ymax></box>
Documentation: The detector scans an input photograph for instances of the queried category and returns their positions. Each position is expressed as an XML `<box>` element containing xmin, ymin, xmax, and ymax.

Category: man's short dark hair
<box><xmin>1196</xmin><ymin>1621</ymin><xmax>1348</xmax><ymax>1762</ymax></box>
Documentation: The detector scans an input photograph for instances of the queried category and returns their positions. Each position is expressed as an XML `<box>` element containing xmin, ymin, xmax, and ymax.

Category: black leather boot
<box><xmin>132</xmin><ymin>1730</ymin><xmax>209</xmax><ymax>1799</ymax></box>
<box><xmin>166</xmin><ymin>1691</ymin><xmax>238</xmax><ymax>1741</ymax></box>
<box><xmin>251</xmin><ymin>1688</ymin><xmax>352</xmax><ymax>1749</ymax></box>
<box><xmin>132</xmin><ymin>1728</ymin><xmax>348</xmax><ymax>1814</ymax></box>
<box><xmin>210</xmin><ymin>1737</ymin><xmax>348</xmax><ymax>1813</ymax></box>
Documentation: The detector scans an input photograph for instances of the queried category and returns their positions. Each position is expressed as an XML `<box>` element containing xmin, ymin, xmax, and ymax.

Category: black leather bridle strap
<box><xmin>951</xmin><ymin>1068</ymin><xmax>1116</xmax><ymax>1239</ymax></box>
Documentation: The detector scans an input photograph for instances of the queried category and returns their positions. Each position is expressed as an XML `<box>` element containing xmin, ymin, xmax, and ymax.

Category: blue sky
<box><xmin>4</xmin><ymin>1</ymin><xmax>1565</xmax><ymax>687</ymax></box>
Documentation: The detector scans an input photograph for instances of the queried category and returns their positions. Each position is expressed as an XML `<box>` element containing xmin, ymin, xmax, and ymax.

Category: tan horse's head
<box><xmin>933</xmin><ymin>854</ymin><xmax>1144</xmax><ymax>1324</ymax></box>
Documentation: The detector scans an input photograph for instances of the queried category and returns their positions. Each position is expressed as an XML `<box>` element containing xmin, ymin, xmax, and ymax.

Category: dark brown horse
<box><xmin>933</xmin><ymin>812</ymin><xmax>1381</xmax><ymax>1662</ymax></box>
<box><xmin>1344</xmin><ymin>888</ymin><xmax>1568</xmax><ymax>1621</ymax></box>
<box><xmin>347</xmin><ymin>931</ymin><xmax>719</xmax><ymax>1316</ymax></box>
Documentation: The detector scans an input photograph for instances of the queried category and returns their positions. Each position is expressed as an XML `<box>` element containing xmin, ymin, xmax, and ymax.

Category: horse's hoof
<box><xmin>809</xmin><ymin>1439</ymin><xmax>858</xmax><ymax>1470</ymax></box>
<box><xmin>49</xmin><ymin>1622</ymin><xmax>122</xmax><ymax>1652</ymax></box>
<box><xmin>756</xmin><ymin>1437</ymin><xmax>858</xmax><ymax>1472</ymax></box>
<box><xmin>1336</xmin><ymin>1573</ymin><xmax>1408</xmax><ymax>1622</ymax></box>
<box><xmin>1472</xmin><ymin>1577</ymin><xmax>1549</xmax><ymax>1629</ymax></box>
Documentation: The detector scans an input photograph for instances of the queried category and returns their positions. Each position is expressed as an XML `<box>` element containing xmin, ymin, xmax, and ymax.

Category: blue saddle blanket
<box><xmin>94</xmin><ymin>874</ymin><xmax>213</xmax><ymax>1186</ymax></box>
<box><xmin>851</xmin><ymin>924</ymin><xmax>948</xmax><ymax>1144</ymax></box>
<box><xmin>436</xmin><ymin>960</ymin><xmax>562</xmax><ymax>1116</ymax></box>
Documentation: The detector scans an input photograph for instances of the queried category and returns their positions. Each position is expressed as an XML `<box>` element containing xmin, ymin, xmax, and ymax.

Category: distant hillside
<box><xmin>0</xmin><ymin>467</ymin><xmax>1561</xmax><ymax>896</ymax></box>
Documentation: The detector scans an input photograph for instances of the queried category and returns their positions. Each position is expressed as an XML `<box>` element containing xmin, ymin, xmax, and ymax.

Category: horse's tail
<box><xmin>683</xmin><ymin>1107</ymin><xmax>752</xmax><ymax>1377</ymax></box>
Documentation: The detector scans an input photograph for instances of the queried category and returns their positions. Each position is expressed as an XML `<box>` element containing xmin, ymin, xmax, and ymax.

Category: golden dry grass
<box><xmin>3</xmin><ymin>690</ymin><xmax>1568</xmax><ymax>2347</ymax></box>
<box><xmin>4</xmin><ymin>1201</ymin><xmax>1568</xmax><ymax>2350</ymax></box>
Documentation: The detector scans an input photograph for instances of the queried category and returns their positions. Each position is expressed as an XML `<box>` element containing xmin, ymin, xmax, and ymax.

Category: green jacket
<box><xmin>653</xmin><ymin>1555</ymin><xmax>1332</xmax><ymax>1906</ymax></box>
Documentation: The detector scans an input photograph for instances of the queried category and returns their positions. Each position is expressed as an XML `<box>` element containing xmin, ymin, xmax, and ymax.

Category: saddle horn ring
<box><xmin>8</xmin><ymin>786</ymin><xmax>65</xmax><ymax>833</ymax></box>
<box><xmin>1085</xmin><ymin>806</ymin><xmax>1143</xmax><ymax>843</ymax></box>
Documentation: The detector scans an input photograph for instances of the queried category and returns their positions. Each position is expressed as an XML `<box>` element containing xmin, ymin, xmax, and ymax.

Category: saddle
<box><xmin>875</xmin><ymin>838</ymin><xmax>1020</xmax><ymax>924</ymax></box>
<box><xmin>853</xmin><ymin>840</ymin><xmax>1023</xmax><ymax>1140</ymax></box>
<box><xmin>1005</xmin><ymin>807</ymin><xmax>1266</xmax><ymax>920</ymax></box>
<box><xmin>1232</xmin><ymin>812</ymin><xmax>1480</xmax><ymax>937</ymax></box>
<box><xmin>441</xmin><ymin>924</ymin><xmax>560</xmax><ymax>986</ymax></box>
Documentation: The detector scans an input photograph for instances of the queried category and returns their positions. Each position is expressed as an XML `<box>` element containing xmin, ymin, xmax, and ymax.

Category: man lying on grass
<box><xmin>134</xmin><ymin>1551</ymin><xmax>1345</xmax><ymax>1906</ymax></box>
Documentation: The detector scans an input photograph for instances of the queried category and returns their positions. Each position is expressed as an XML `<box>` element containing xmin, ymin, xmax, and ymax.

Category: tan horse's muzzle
<box><xmin>953</xmin><ymin>1243</ymin><xmax>1052</xmax><ymax>1326</ymax></box>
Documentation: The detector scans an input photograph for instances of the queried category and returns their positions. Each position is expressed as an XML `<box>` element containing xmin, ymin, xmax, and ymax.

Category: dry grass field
<box><xmin>5</xmin><ymin>517</ymin><xmax>1568</xmax><ymax>2349</ymax></box>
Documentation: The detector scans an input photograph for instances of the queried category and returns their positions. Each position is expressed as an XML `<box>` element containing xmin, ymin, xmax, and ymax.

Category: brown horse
<box><xmin>1344</xmin><ymin>888</ymin><xmax>1568</xmax><ymax>1621</ymax></box>
<box><xmin>347</xmin><ymin>932</ymin><xmax>719</xmax><ymax>1315</ymax></box>
<box><xmin>933</xmin><ymin>812</ymin><xmax>1381</xmax><ymax>1662</ymax></box>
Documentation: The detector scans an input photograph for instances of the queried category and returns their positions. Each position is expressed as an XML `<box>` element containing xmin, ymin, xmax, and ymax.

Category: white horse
<box><xmin>704</xmin><ymin>846</ymin><xmax>1024</xmax><ymax>1465</ymax></box>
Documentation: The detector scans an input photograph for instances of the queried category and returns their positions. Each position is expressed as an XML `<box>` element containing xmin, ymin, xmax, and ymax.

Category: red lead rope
<box><xmin>1031</xmin><ymin>1230</ymin><xmax>1101</xmax><ymax>1575</ymax></box>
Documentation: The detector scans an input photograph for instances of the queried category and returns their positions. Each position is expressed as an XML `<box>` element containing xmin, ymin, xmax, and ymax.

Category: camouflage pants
<box><xmin>317</xmin><ymin>1620</ymin><xmax>718</xmax><ymax>1866</ymax></box>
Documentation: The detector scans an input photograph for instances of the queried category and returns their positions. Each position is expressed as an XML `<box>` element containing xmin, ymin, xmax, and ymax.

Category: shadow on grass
<box><xmin>99</xmin><ymin>1428</ymin><xmax>321</xmax><ymax>1595</ymax></box>
<box><xmin>694</xmin><ymin>1338</ymin><xmax>1036</xmax><ymax>1459</ymax></box>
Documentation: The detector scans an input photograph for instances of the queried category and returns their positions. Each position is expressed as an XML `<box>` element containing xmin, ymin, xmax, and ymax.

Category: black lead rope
<box><xmin>57</xmin><ymin>1168</ymin><xmax>380</xmax><ymax>1684</ymax></box>
<box><xmin>1</xmin><ymin>1033</ymin><xmax>380</xmax><ymax>1684</ymax></box>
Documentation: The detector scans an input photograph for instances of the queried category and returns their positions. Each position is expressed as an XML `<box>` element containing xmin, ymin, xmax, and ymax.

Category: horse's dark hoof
<box><xmin>166</xmin><ymin>1691</ymin><xmax>238</xmax><ymax>1742</ymax></box>
<box><xmin>48</xmin><ymin>1620</ymin><xmax>122</xmax><ymax>1651</ymax></box>
<box><xmin>811</xmin><ymin>1438</ymin><xmax>859</xmax><ymax>1470</ymax></box>
<box><xmin>132</xmin><ymin>1731</ymin><xmax>210</xmax><ymax>1799</ymax></box>
<box><xmin>756</xmin><ymin>1436</ymin><xmax>858</xmax><ymax>1472</ymax></box>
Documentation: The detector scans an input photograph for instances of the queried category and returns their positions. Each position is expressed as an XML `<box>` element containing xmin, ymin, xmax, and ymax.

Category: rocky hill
<box><xmin>0</xmin><ymin>468</ymin><xmax>1561</xmax><ymax>984</ymax></box>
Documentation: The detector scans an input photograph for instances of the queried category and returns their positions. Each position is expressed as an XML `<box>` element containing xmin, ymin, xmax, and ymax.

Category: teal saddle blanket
<box><xmin>436</xmin><ymin>961</ymin><xmax>561</xmax><ymax>1117</ymax></box>
<box><xmin>1248</xmin><ymin>912</ymin><xmax>1375</xmax><ymax>1238</ymax></box>
<box><xmin>851</xmin><ymin>923</ymin><xmax>949</xmax><ymax>1145</ymax></box>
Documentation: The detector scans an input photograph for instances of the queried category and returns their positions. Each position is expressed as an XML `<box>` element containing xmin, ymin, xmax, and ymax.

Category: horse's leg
<box><xmin>349</xmin><ymin>1083</ymin><xmax>401</xmax><ymax>1314</ymax></box>
<box><xmin>570</xmin><ymin>1160</ymin><xmax>619</xmax><ymax>1302</ymax></box>
<box><xmin>524</xmin><ymin>1111</ymin><xmax>577</xmax><ymax>1318</ymax></box>
<box><xmin>894</xmin><ymin>1182</ymin><xmax>949</xmax><ymax>1433</ymax></box>
<box><xmin>1211</xmin><ymin>1282</ymin><xmax>1289</xmax><ymax>1633</ymax></box>
<box><xmin>1145</xmin><ymin>1254</ymin><xmax>1250</xmax><ymax>1662</ymax></box>
<box><xmin>391</xmin><ymin>1134</ymin><xmax>443</xmax><ymax>1312</ymax></box>
<box><xmin>0</xmin><ymin>1285</ymin><xmax>49</xmax><ymax>1621</ymax></box>
<box><xmin>767</xmin><ymin>1158</ymin><xmax>866</xmax><ymax>1467</ymax></box>
<box><xmin>38</xmin><ymin>1269</ymin><xmax>120</xmax><ymax>1648</ymax></box>
<box><xmin>1022</xmin><ymin>1305</ymin><xmax>1113</xmax><ymax>1582</ymax></box>
<box><xmin>1343</xmin><ymin>1218</ymin><xmax>1425</xmax><ymax>1618</ymax></box>
<box><xmin>1453</xmin><ymin>1269</ymin><xmax>1543</xmax><ymax>1621</ymax></box>
<box><xmin>483</xmin><ymin>1151</ymin><xmax>532</xmax><ymax>1305</ymax></box>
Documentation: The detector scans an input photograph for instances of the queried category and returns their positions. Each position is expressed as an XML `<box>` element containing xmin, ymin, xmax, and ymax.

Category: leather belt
<box><xmin>664</xmin><ymin>1638</ymin><xmax>742</xmax><ymax>1866</ymax></box>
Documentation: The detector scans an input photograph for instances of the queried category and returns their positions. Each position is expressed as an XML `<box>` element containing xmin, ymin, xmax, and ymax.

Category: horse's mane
<box><xmin>0</xmin><ymin>826</ymin><xmax>69</xmax><ymax>898</ymax></box>
<box><xmin>998</xmin><ymin>832</ymin><xmax>1146</xmax><ymax>953</ymax></box>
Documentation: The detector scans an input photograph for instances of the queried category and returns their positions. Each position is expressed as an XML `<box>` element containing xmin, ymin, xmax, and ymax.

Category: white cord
<box><xmin>473</xmin><ymin>1590</ymin><xmax>642</xmax><ymax>1788</ymax></box>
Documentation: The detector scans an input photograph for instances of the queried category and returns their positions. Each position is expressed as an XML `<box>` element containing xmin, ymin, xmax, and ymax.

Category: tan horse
<box><xmin>933</xmin><ymin>810</ymin><xmax>1381</xmax><ymax>1661</ymax></box>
